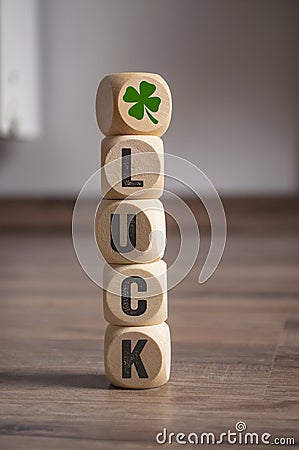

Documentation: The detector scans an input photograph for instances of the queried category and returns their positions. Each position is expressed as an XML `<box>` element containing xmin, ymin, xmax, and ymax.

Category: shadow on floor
<box><xmin>0</xmin><ymin>371</ymin><xmax>114</xmax><ymax>390</ymax></box>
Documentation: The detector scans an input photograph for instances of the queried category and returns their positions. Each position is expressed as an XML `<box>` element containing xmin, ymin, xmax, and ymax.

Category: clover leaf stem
<box><xmin>145</xmin><ymin>107</ymin><xmax>158</xmax><ymax>125</ymax></box>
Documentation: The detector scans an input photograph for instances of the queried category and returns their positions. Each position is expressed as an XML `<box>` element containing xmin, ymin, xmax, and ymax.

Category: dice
<box><xmin>104</xmin><ymin>323</ymin><xmax>171</xmax><ymax>389</ymax></box>
<box><xmin>96</xmin><ymin>72</ymin><xmax>172</xmax><ymax>137</ymax></box>
<box><xmin>103</xmin><ymin>260</ymin><xmax>167</xmax><ymax>326</ymax></box>
<box><xmin>101</xmin><ymin>135</ymin><xmax>164</xmax><ymax>199</ymax></box>
<box><xmin>95</xmin><ymin>198</ymin><xmax>166</xmax><ymax>264</ymax></box>
<box><xmin>95</xmin><ymin>72</ymin><xmax>172</xmax><ymax>389</ymax></box>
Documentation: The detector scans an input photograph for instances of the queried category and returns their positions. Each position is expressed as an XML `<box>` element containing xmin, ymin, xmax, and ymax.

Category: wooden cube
<box><xmin>101</xmin><ymin>135</ymin><xmax>164</xmax><ymax>199</ymax></box>
<box><xmin>96</xmin><ymin>72</ymin><xmax>172</xmax><ymax>137</ymax></box>
<box><xmin>103</xmin><ymin>260</ymin><xmax>167</xmax><ymax>326</ymax></box>
<box><xmin>104</xmin><ymin>322</ymin><xmax>171</xmax><ymax>389</ymax></box>
<box><xmin>95</xmin><ymin>199</ymin><xmax>166</xmax><ymax>264</ymax></box>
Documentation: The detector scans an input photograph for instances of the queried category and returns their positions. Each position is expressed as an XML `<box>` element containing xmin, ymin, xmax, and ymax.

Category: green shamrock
<box><xmin>122</xmin><ymin>81</ymin><xmax>161</xmax><ymax>125</ymax></box>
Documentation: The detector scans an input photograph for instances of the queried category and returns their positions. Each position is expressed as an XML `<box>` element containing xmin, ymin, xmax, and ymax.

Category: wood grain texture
<box><xmin>0</xmin><ymin>197</ymin><xmax>298</xmax><ymax>449</ymax></box>
<box><xmin>95</xmin><ymin>73</ymin><xmax>172</xmax><ymax>136</ymax></box>
<box><xmin>101</xmin><ymin>135</ymin><xmax>164</xmax><ymax>199</ymax></box>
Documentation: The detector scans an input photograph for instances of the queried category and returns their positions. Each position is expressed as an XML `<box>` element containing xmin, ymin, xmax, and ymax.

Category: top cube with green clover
<box><xmin>96</xmin><ymin>73</ymin><xmax>172</xmax><ymax>137</ymax></box>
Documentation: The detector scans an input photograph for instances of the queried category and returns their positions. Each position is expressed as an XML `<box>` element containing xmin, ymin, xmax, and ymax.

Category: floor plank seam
<box><xmin>262</xmin><ymin>315</ymin><xmax>288</xmax><ymax>399</ymax></box>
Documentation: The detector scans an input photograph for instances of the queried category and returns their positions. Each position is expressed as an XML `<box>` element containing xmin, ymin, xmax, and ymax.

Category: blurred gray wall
<box><xmin>0</xmin><ymin>0</ymin><xmax>298</xmax><ymax>197</ymax></box>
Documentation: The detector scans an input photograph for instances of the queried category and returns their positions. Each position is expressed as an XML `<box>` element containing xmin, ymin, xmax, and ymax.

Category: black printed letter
<box><xmin>122</xmin><ymin>148</ymin><xmax>144</xmax><ymax>187</ymax></box>
<box><xmin>122</xmin><ymin>339</ymin><xmax>148</xmax><ymax>378</ymax></box>
<box><xmin>110</xmin><ymin>214</ymin><xmax>136</xmax><ymax>253</ymax></box>
<box><xmin>121</xmin><ymin>276</ymin><xmax>147</xmax><ymax>316</ymax></box>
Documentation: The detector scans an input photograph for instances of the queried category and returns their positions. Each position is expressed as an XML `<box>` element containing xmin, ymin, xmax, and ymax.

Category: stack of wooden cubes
<box><xmin>95</xmin><ymin>73</ymin><xmax>172</xmax><ymax>389</ymax></box>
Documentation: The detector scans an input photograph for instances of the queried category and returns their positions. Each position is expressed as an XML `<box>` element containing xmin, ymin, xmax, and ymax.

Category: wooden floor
<box><xmin>0</xmin><ymin>198</ymin><xmax>298</xmax><ymax>449</ymax></box>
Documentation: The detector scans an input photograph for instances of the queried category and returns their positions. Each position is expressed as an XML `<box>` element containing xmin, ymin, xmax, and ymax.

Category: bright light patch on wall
<box><xmin>0</xmin><ymin>0</ymin><xmax>40</xmax><ymax>139</ymax></box>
